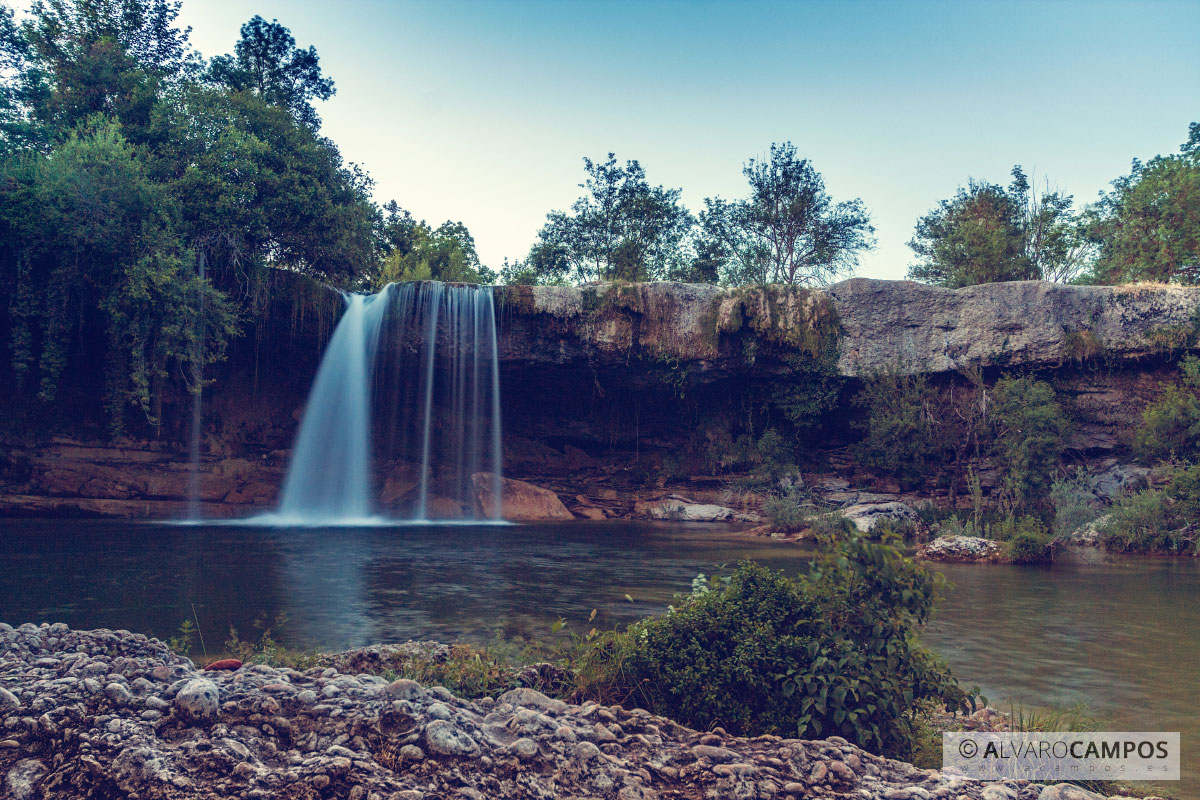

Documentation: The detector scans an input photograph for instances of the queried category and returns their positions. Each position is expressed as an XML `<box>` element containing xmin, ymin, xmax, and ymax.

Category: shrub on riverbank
<box><xmin>571</xmin><ymin>535</ymin><xmax>974</xmax><ymax>759</ymax></box>
<box><xmin>1099</xmin><ymin>464</ymin><xmax>1200</xmax><ymax>554</ymax></box>
<box><xmin>990</xmin><ymin>514</ymin><xmax>1057</xmax><ymax>563</ymax></box>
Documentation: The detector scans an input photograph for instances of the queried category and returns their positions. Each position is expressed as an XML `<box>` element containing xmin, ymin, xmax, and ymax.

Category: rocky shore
<box><xmin>1</xmin><ymin>623</ymin><xmax>1144</xmax><ymax>800</ymax></box>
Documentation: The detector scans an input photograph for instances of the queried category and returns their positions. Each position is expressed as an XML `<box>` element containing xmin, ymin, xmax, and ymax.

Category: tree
<box><xmin>0</xmin><ymin>119</ymin><xmax>235</xmax><ymax>430</ymax></box>
<box><xmin>151</xmin><ymin>83</ymin><xmax>377</xmax><ymax>288</ymax></box>
<box><xmin>990</xmin><ymin>376</ymin><xmax>1067</xmax><ymax>510</ymax></box>
<box><xmin>700</xmin><ymin>142</ymin><xmax>874</xmax><ymax>286</ymax></box>
<box><xmin>0</xmin><ymin>0</ymin><xmax>198</xmax><ymax>149</ymax></box>
<box><xmin>1084</xmin><ymin>123</ymin><xmax>1200</xmax><ymax>284</ymax></box>
<box><xmin>907</xmin><ymin>167</ymin><xmax>1087</xmax><ymax>287</ymax></box>
<box><xmin>372</xmin><ymin>203</ymin><xmax>495</xmax><ymax>285</ymax></box>
<box><xmin>207</xmin><ymin>15</ymin><xmax>334</xmax><ymax>130</ymax></box>
<box><xmin>524</xmin><ymin>154</ymin><xmax>694</xmax><ymax>283</ymax></box>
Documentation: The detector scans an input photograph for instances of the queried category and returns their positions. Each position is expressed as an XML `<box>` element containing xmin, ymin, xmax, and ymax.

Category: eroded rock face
<box><xmin>0</xmin><ymin>622</ymin><xmax>1104</xmax><ymax>800</ymax></box>
<box><xmin>497</xmin><ymin>278</ymin><xmax>1200</xmax><ymax>377</ymax></box>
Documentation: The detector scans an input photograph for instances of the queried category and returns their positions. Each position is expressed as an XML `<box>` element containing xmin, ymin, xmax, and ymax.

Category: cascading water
<box><xmin>263</xmin><ymin>281</ymin><xmax>504</xmax><ymax>525</ymax></box>
<box><xmin>379</xmin><ymin>283</ymin><xmax>504</xmax><ymax>521</ymax></box>
<box><xmin>274</xmin><ymin>287</ymin><xmax>392</xmax><ymax>523</ymax></box>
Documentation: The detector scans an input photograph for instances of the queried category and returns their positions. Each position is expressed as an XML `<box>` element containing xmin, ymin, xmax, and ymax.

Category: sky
<box><xmin>175</xmin><ymin>0</ymin><xmax>1200</xmax><ymax>281</ymax></box>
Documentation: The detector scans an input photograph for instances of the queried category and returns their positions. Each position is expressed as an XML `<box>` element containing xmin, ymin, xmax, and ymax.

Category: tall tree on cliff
<box><xmin>522</xmin><ymin>154</ymin><xmax>695</xmax><ymax>284</ymax></box>
<box><xmin>0</xmin><ymin>0</ymin><xmax>377</xmax><ymax>434</ymax></box>
<box><xmin>207</xmin><ymin>15</ymin><xmax>334</xmax><ymax>130</ymax></box>
<box><xmin>907</xmin><ymin>167</ymin><xmax>1088</xmax><ymax>288</ymax></box>
<box><xmin>699</xmin><ymin>142</ymin><xmax>875</xmax><ymax>286</ymax></box>
<box><xmin>1083</xmin><ymin>123</ymin><xmax>1200</xmax><ymax>285</ymax></box>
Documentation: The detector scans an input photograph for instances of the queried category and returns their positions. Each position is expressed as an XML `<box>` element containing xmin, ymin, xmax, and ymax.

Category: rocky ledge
<box><xmin>1</xmin><ymin>623</ymin><xmax>1131</xmax><ymax>800</ymax></box>
<box><xmin>497</xmin><ymin>278</ymin><xmax>1200</xmax><ymax>377</ymax></box>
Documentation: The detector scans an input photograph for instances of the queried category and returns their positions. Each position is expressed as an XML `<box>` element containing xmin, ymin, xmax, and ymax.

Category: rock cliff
<box><xmin>495</xmin><ymin>278</ymin><xmax>1200</xmax><ymax>376</ymax></box>
<box><xmin>3</xmin><ymin>277</ymin><xmax>1198</xmax><ymax>519</ymax></box>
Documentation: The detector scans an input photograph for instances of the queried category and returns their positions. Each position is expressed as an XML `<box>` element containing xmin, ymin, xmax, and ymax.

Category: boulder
<box><xmin>917</xmin><ymin>535</ymin><xmax>1005</xmax><ymax>563</ymax></box>
<box><xmin>636</xmin><ymin>499</ymin><xmax>761</xmax><ymax>523</ymax></box>
<box><xmin>471</xmin><ymin>474</ymin><xmax>573</xmax><ymax>521</ymax></box>
<box><xmin>842</xmin><ymin>501</ymin><xmax>918</xmax><ymax>532</ymax></box>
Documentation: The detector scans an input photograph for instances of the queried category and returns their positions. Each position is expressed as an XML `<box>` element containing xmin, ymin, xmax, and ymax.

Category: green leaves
<box><xmin>591</xmin><ymin>539</ymin><xmax>974</xmax><ymax>760</ymax></box>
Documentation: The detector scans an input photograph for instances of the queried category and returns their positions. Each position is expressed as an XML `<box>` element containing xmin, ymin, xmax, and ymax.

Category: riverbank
<box><xmin>0</xmin><ymin>623</ymin><xmax>1165</xmax><ymax>800</ymax></box>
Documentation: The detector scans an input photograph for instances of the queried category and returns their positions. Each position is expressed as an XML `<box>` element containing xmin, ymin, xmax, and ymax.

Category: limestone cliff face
<box><xmin>4</xmin><ymin>277</ymin><xmax>1199</xmax><ymax>519</ymax></box>
<box><xmin>496</xmin><ymin>278</ymin><xmax>1200</xmax><ymax>376</ymax></box>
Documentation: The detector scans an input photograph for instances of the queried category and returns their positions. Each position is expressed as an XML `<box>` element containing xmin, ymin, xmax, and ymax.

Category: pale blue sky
<box><xmin>176</xmin><ymin>0</ymin><xmax>1200</xmax><ymax>280</ymax></box>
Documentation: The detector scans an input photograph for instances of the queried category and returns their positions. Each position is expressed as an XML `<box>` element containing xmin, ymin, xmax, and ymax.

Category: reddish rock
<box><xmin>472</xmin><ymin>473</ymin><xmax>574</xmax><ymax>521</ymax></box>
<box><xmin>203</xmin><ymin>658</ymin><xmax>242</xmax><ymax>671</ymax></box>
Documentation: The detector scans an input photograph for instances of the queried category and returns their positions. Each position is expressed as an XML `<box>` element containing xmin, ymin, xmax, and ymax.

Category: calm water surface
<box><xmin>1</xmin><ymin>519</ymin><xmax>1195</xmax><ymax>793</ymax></box>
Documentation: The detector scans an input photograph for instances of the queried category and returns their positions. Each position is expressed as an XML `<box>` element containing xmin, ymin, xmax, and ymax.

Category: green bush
<box><xmin>1099</xmin><ymin>464</ymin><xmax>1200</xmax><ymax>554</ymax></box>
<box><xmin>588</xmin><ymin>536</ymin><xmax>974</xmax><ymax>759</ymax></box>
<box><xmin>853</xmin><ymin>372</ymin><xmax>943</xmax><ymax>490</ymax></box>
<box><xmin>1050</xmin><ymin>476</ymin><xmax>1102</xmax><ymax>538</ymax></box>
<box><xmin>1133</xmin><ymin>357</ymin><xmax>1200</xmax><ymax>464</ymax></box>
<box><xmin>990</xmin><ymin>377</ymin><xmax>1067</xmax><ymax>509</ymax></box>
<box><xmin>762</xmin><ymin>486</ymin><xmax>814</xmax><ymax>532</ymax></box>
<box><xmin>991</xmin><ymin>515</ymin><xmax>1055</xmax><ymax>563</ymax></box>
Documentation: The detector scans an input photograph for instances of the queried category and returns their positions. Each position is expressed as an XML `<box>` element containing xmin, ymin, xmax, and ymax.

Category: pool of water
<box><xmin>1</xmin><ymin>519</ymin><xmax>1194</xmax><ymax>793</ymax></box>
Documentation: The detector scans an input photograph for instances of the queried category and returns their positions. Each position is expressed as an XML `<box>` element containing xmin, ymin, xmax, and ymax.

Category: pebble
<box><xmin>0</xmin><ymin>623</ymin><xmax>1051</xmax><ymax>800</ymax></box>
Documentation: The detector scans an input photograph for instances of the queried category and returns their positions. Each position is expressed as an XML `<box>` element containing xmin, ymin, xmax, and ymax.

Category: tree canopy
<box><xmin>1084</xmin><ymin>123</ymin><xmax>1200</xmax><ymax>285</ymax></box>
<box><xmin>520</xmin><ymin>154</ymin><xmax>695</xmax><ymax>284</ymax></box>
<box><xmin>700</xmin><ymin>142</ymin><xmax>874</xmax><ymax>286</ymax></box>
<box><xmin>906</xmin><ymin>167</ymin><xmax>1087</xmax><ymax>288</ymax></box>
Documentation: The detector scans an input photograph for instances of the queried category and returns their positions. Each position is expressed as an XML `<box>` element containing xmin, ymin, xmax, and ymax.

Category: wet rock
<box><xmin>471</xmin><ymin>473</ymin><xmax>574</xmax><ymax>521</ymax></box>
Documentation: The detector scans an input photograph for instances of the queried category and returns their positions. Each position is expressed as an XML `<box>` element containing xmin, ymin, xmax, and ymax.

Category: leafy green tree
<box><xmin>372</xmin><ymin>203</ymin><xmax>495</xmax><ymax>285</ymax></box>
<box><xmin>207</xmin><ymin>15</ymin><xmax>334</xmax><ymax>130</ymax></box>
<box><xmin>525</xmin><ymin>154</ymin><xmax>694</xmax><ymax>283</ymax></box>
<box><xmin>990</xmin><ymin>376</ymin><xmax>1067</xmax><ymax>509</ymax></box>
<box><xmin>907</xmin><ymin>167</ymin><xmax>1087</xmax><ymax>287</ymax></box>
<box><xmin>151</xmin><ymin>83</ymin><xmax>377</xmax><ymax>288</ymax></box>
<box><xmin>1084</xmin><ymin>123</ymin><xmax>1200</xmax><ymax>284</ymax></box>
<box><xmin>700</xmin><ymin>142</ymin><xmax>874</xmax><ymax>286</ymax></box>
<box><xmin>0</xmin><ymin>120</ymin><xmax>235</xmax><ymax>430</ymax></box>
<box><xmin>0</xmin><ymin>0</ymin><xmax>198</xmax><ymax>148</ymax></box>
<box><xmin>1132</xmin><ymin>356</ymin><xmax>1200</xmax><ymax>463</ymax></box>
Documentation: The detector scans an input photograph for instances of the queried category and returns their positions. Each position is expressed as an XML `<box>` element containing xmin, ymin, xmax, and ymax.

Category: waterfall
<box><xmin>275</xmin><ymin>287</ymin><xmax>392</xmax><ymax>523</ymax></box>
<box><xmin>263</xmin><ymin>281</ymin><xmax>503</xmax><ymax>525</ymax></box>
<box><xmin>381</xmin><ymin>283</ymin><xmax>504</xmax><ymax>521</ymax></box>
